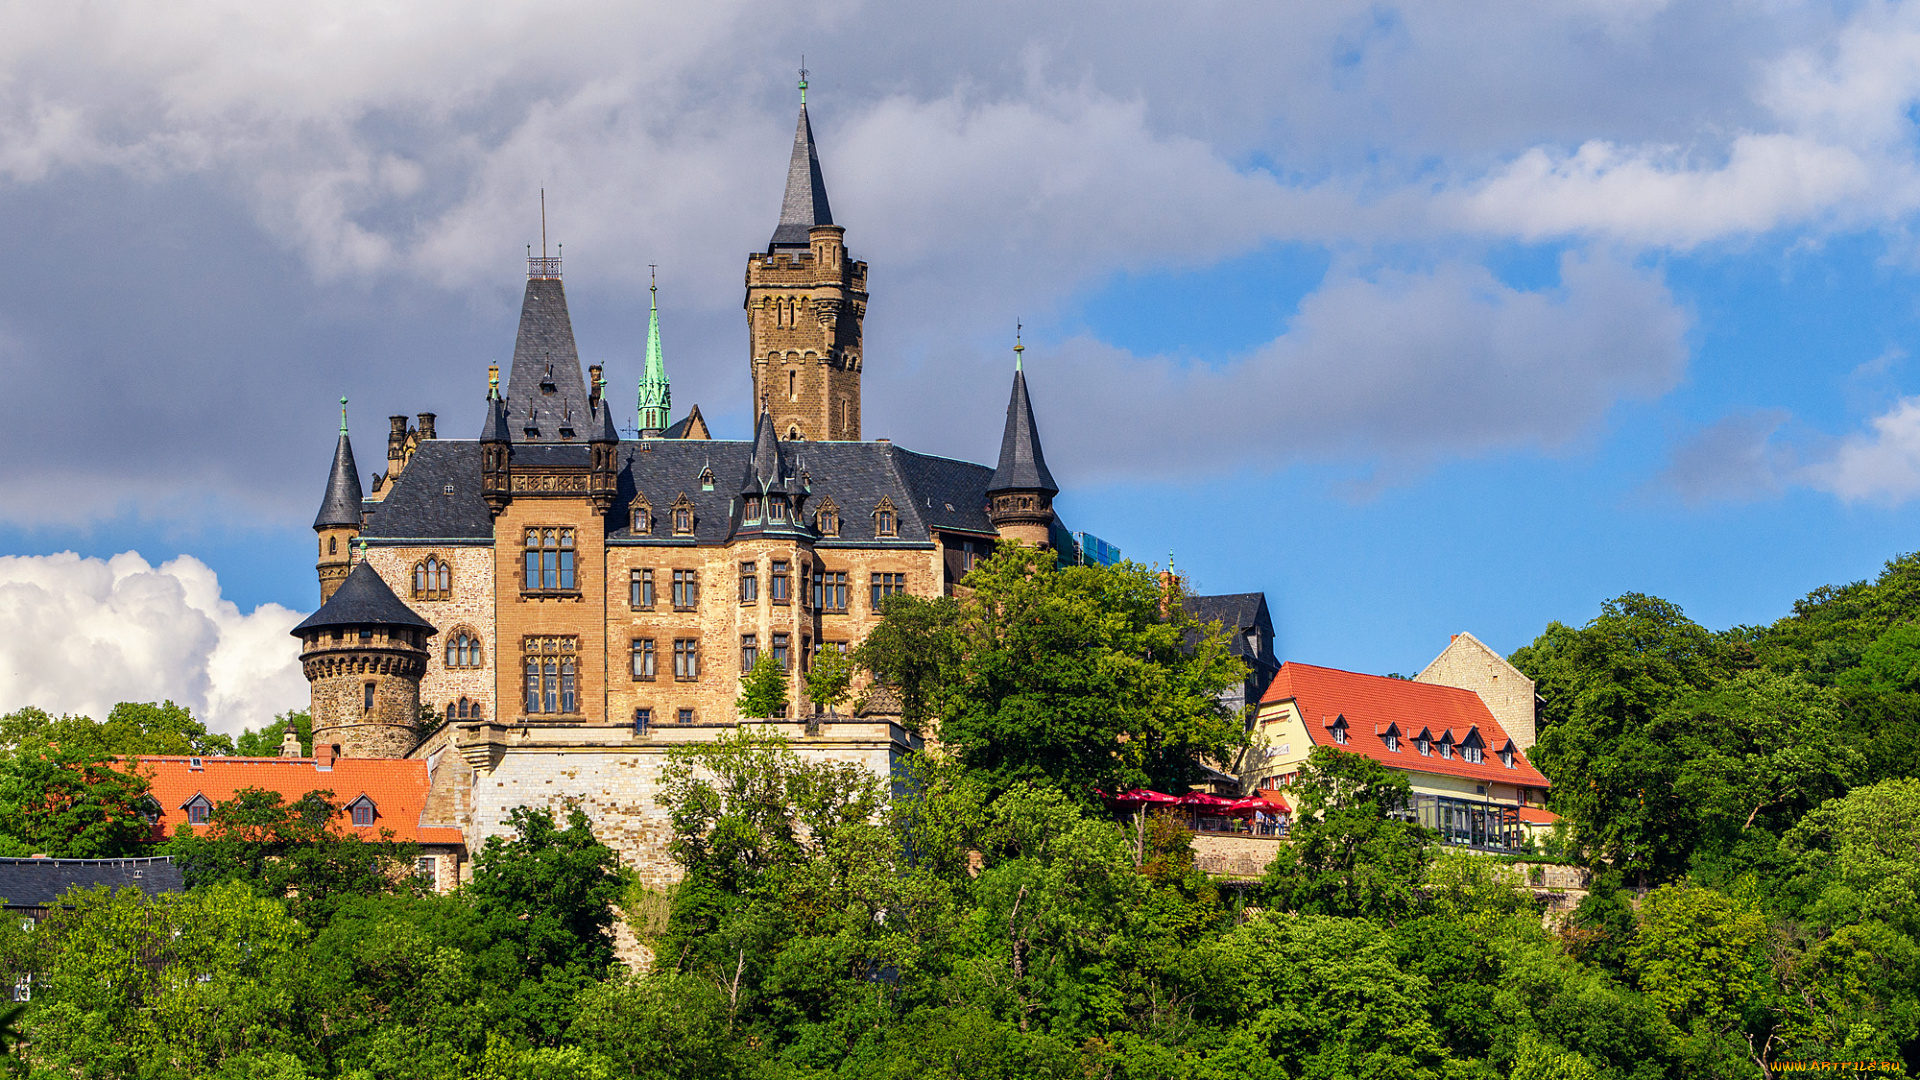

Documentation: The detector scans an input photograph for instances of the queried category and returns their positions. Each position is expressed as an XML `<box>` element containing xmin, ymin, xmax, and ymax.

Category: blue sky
<box><xmin>7</xmin><ymin>1</ymin><xmax>1920</xmax><ymax>730</ymax></box>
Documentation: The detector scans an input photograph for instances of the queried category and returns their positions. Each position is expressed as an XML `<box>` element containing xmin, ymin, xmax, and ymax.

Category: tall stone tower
<box><xmin>744</xmin><ymin>74</ymin><xmax>867</xmax><ymax>441</ymax></box>
<box><xmin>313</xmin><ymin>400</ymin><xmax>363</xmax><ymax>602</ymax></box>
<box><xmin>291</xmin><ymin>555</ymin><xmax>434</xmax><ymax>758</ymax></box>
<box><xmin>986</xmin><ymin>338</ymin><xmax>1059</xmax><ymax>548</ymax></box>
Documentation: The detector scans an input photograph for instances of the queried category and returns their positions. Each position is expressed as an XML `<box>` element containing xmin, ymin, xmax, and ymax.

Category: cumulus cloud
<box><xmin>0</xmin><ymin>552</ymin><xmax>307</xmax><ymax>736</ymax></box>
<box><xmin>1801</xmin><ymin>396</ymin><xmax>1920</xmax><ymax>504</ymax></box>
<box><xmin>1659</xmin><ymin>409</ymin><xmax>1794</xmax><ymax>504</ymax></box>
<box><xmin>949</xmin><ymin>250</ymin><xmax>1691</xmax><ymax>482</ymax></box>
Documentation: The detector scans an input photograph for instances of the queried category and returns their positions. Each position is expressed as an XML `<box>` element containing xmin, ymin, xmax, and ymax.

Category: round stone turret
<box><xmin>290</xmin><ymin>556</ymin><xmax>435</xmax><ymax>758</ymax></box>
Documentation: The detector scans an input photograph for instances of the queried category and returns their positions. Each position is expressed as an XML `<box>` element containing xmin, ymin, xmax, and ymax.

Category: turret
<box><xmin>480</xmin><ymin>364</ymin><xmax>511</xmax><ymax>517</ymax></box>
<box><xmin>734</xmin><ymin>404</ymin><xmax>806</xmax><ymax>537</ymax></box>
<box><xmin>637</xmin><ymin>269</ymin><xmax>672</xmax><ymax>437</ymax></box>
<box><xmin>313</xmin><ymin>399</ymin><xmax>364</xmax><ymax>602</ymax></box>
<box><xmin>589</xmin><ymin>366</ymin><xmax>619</xmax><ymax>515</ymax></box>
<box><xmin>985</xmin><ymin>336</ymin><xmax>1059</xmax><ymax>548</ymax></box>
<box><xmin>290</xmin><ymin>553</ymin><xmax>435</xmax><ymax>759</ymax></box>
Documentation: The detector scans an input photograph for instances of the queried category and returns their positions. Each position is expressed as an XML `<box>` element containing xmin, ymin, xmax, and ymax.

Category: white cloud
<box><xmin>1802</xmin><ymin>396</ymin><xmax>1920</xmax><ymax>503</ymax></box>
<box><xmin>0</xmin><ymin>552</ymin><xmax>307</xmax><ymax>736</ymax></box>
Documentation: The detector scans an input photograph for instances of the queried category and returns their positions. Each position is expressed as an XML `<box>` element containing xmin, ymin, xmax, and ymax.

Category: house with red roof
<box><xmin>1247</xmin><ymin>661</ymin><xmax>1556</xmax><ymax>851</ymax></box>
<box><xmin>132</xmin><ymin>744</ymin><xmax>466</xmax><ymax>892</ymax></box>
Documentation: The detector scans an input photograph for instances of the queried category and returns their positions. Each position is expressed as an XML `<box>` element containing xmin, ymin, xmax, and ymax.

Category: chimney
<box><xmin>388</xmin><ymin>416</ymin><xmax>409</xmax><ymax>463</ymax></box>
<box><xmin>417</xmin><ymin>413</ymin><xmax>436</xmax><ymax>440</ymax></box>
<box><xmin>588</xmin><ymin>365</ymin><xmax>603</xmax><ymax>408</ymax></box>
<box><xmin>280</xmin><ymin>726</ymin><xmax>302</xmax><ymax>758</ymax></box>
<box><xmin>315</xmin><ymin>742</ymin><xmax>336</xmax><ymax>769</ymax></box>
<box><xmin>1158</xmin><ymin>570</ymin><xmax>1177</xmax><ymax>618</ymax></box>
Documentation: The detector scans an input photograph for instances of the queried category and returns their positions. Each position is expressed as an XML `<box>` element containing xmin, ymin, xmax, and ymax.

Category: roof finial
<box><xmin>339</xmin><ymin>396</ymin><xmax>349</xmax><ymax>435</ymax></box>
<box><xmin>1014</xmin><ymin>321</ymin><xmax>1024</xmax><ymax>372</ymax></box>
<box><xmin>799</xmin><ymin>57</ymin><xmax>809</xmax><ymax>105</ymax></box>
<box><xmin>649</xmin><ymin>263</ymin><xmax>658</xmax><ymax>297</ymax></box>
<box><xmin>488</xmin><ymin>363</ymin><xmax>500</xmax><ymax>399</ymax></box>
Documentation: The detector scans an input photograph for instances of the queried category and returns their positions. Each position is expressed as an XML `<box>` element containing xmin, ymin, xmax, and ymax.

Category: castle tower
<box><xmin>744</xmin><ymin>73</ymin><xmax>868</xmax><ymax>441</ymax></box>
<box><xmin>986</xmin><ymin>337</ymin><xmax>1059</xmax><ymax>548</ymax></box>
<box><xmin>290</xmin><ymin>555</ymin><xmax>435</xmax><ymax>758</ymax></box>
<box><xmin>637</xmin><ymin>270</ymin><xmax>672</xmax><ymax>437</ymax></box>
<box><xmin>504</xmin><ymin>248</ymin><xmax>591</xmax><ymax>444</ymax></box>
<box><xmin>313</xmin><ymin>399</ymin><xmax>364</xmax><ymax>602</ymax></box>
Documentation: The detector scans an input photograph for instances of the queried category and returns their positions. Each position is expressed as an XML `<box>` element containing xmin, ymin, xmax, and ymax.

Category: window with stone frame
<box><xmin>870</xmin><ymin>572</ymin><xmax>906</xmax><ymax>610</ymax></box>
<box><xmin>671</xmin><ymin>494</ymin><xmax>695</xmax><ymax>535</ymax></box>
<box><xmin>630</xmin><ymin>568</ymin><xmax>655</xmax><ymax>609</ymax></box>
<box><xmin>672</xmin><ymin>569</ymin><xmax>700</xmax><ymax>610</ymax></box>
<box><xmin>631</xmin><ymin>637</ymin><xmax>656</xmax><ymax>680</ymax></box>
<box><xmin>677</xmin><ymin>707</ymin><xmax>696</xmax><ymax>724</ymax></box>
<box><xmin>741</xmin><ymin>634</ymin><xmax>759</xmax><ymax>671</ymax></box>
<box><xmin>413</xmin><ymin>556</ymin><xmax>452</xmax><ymax>600</ymax></box>
<box><xmin>445</xmin><ymin>697</ymin><xmax>483</xmax><ymax>721</ymax></box>
<box><xmin>522</xmin><ymin>528</ymin><xmax>577</xmax><ymax>591</ymax></box>
<box><xmin>814</xmin><ymin>498</ymin><xmax>840</xmax><ymax>537</ymax></box>
<box><xmin>772</xmin><ymin>632</ymin><xmax>789</xmax><ymax>670</ymax></box>
<box><xmin>744</xmin><ymin>496</ymin><xmax>762</xmax><ymax>524</ymax></box>
<box><xmin>522</xmin><ymin>636</ymin><xmax>579</xmax><ymax>714</ymax></box>
<box><xmin>363</xmin><ymin>682</ymin><xmax>376</xmax><ymax>712</ymax></box>
<box><xmin>630</xmin><ymin>499</ymin><xmax>652</xmax><ymax>534</ymax></box>
<box><xmin>813</xmin><ymin>568</ymin><xmax>848</xmax><ymax>611</ymax></box>
<box><xmin>768</xmin><ymin>495</ymin><xmax>788</xmax><ymax>523</ymax></box>
<box><xmin>873</xmin><ymin>497</ymin><xmax>898</xmax><ymax>538</ymax></box>
<box><xmin>673</xmin><ymin>638</ymin><xmax>700</xmax><ymax>680</ymax></box>
<box><xmin>739</xmin><ymin>562</ymin><xmax>759</xmax><ymax>603</ymax></box>
<box><xmin>444</xmin><ymin>629</ymin><xmax>483</xmax><ymax>669</ymax></box>
<box><xmin>770</xmin><ymin>561</ymin><xmax>790</xmax><ymax>604</ymax></box>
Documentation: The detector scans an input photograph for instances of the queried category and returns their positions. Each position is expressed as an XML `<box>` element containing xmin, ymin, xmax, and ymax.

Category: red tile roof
<box><xmin>1260</xmin><ymin>662</ymin><xmax>1551</xmax><ymax>789</ymax></box>
<box><xmin>131</xmin><ymin>756</ymin><xmax>463</xmax><ymax>845</ymax></box>
<box><xmin>1518</xmin><ymin>806</ymin><xmax>1561</xmax><ymax>825</ymax></box>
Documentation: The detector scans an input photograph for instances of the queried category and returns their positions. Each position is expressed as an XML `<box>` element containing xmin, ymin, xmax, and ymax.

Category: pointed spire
<box><xmin>502</xmin><ymin>264</ymin><xmax>589</xmax><ymax>443</ymax></box>
<box><xmin>314</xmin><ymin>399</ymin><xmax>364</xmax><ymax>530</ymax></box>
<box><xmin>637</xmin><ymin>266</ymin><xmax>672</xmax><ymax>437</ymax></box>
<box><xmin>480</xmin><ymin>364</ymin><xmax>511</xmax><ymax>442</ymax></box>
<box><xmin>768</xmin><ymin>79</ymin><xmax>833</xmax><ymax>252</ymax></box>
<box><xmin>741</xmin><ymin>403</ymin><xmax>788</xmax><ymax>494</ymax></box>
<box><xmin>987</xmin><ymin>340</ymin><xmax>1058</xmax><ymax>497</ymax></box>
<box><xmin>593</xmin><ymin>368</ymin><xmax>620</xmax><ymax>444</ymax></box>
<box><xmin>290</xmin><ymin>559</ymin><xmax>435</xmax><ymax>637</ymax></box>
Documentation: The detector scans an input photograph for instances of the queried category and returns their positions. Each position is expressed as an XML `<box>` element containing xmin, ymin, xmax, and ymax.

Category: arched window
<box><xmin>413</xmin><ymin>556</ymin><xmax>452</xmax><ymax>600</ymax></box>
<box><xmin>788</xmin><ymin>425</ymin><xmax>801</xmax><ymax>440</ymax></box>
<box><xmin>444</xmin><ymin>630</ymin><xmax>483</xmax><ymax>669</ymax></box>
<box><xmin>446</xmin><ymin>697</ymin><xmax>483</xmax><ymax>721</ymax></box>
<box><xmin>328</xmin><ymin>536</ymin><xmax>337</xmax><ymax>555</ymax></box>
<box><xmin>631</xmin><ymin>504</ymin><xmax>651</xmax><ymax>533</ymax></box>
<box><xmin>788</xmin><ymin>369</ymin><xmax>797</xmax><ymax>401</ymax></box>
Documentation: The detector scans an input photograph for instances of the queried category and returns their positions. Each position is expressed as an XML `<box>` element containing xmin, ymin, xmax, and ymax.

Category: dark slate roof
<box><xmin>480</xmin><ymin>392</ymin><xmax>510</xmax><ymax>442</ymax></box>
<box><xmin>313</xmin><ymin>431</ymin><xmax>364</xmax><ymax>529</ymax></box>
<box><xmin>0</xmin><ymin>856</ymin><xmax>184</xmax><ymax>908</ymax></box>
<box><xmin>1185</xmin><ymin>592</ymin><xmax>1269</xmax><ymax>633</ymax></box>
<box><xmin>740</xmin><ymin>409</ymin><xmax>796</xmax><ymax>495</ymax></box>
<box><xmin>362</xmin><ymin>437</ymin><xmax>1001</xmax><ymax>548</ymax></box>
<box><xmin>769</xmin><ymin>103</ymin><xmax>833</xmax><ymax>251</ymax></box>
<box><xmin>660</xmin><ymin>404</ymin><xmax>707</xmax><ymax>440</ymax></box>
<box><xmin>503</xmin><ymin>277</ymin><xmax>593</xmax><ymax>445</ymax></box>
<box><xmin>594</xmin><ymin>396</ymin><xmax>619</xmax><ymax>443</ymax></box>
<box><xmin>290</xmin><ymin>560</ymin><xmax>435</xmax><ymax>635</ymax></box>
<box><xmin>987</xmin><ymin>368</ymin><xmax>1058</xmax><ymax>495</ymax></box>
<box><xmin>359</xmin><ymin>440</ymin><xmax>495</xmax><ymax>540</ymax></box>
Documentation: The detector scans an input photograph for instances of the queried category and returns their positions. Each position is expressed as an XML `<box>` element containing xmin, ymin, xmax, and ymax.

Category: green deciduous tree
<box><xmin>804</xmin><ymin>643</ymin><xmax>854</xmax><ymax>717</ymax></box>
<box><xmin>0</xmin><ymin>743</ymin><xmax>154</xmax><ymax>858</ymax></box>
<box><xmin>1260</xmin><ymin>747</ymin><xmax>1431</xmax><ymax>922</ymax></box>
<box><xmin>736</xmin><ymin>654</ymin><xmax>790</xmax><ymax>720</ymax></box>
<box><xmin>234</xmin><ymin>710</ymin><xmax>314</xmax><ymax>757</ymax></box>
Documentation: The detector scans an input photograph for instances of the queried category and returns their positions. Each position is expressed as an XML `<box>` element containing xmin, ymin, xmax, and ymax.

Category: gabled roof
<box><xmin>987</xmin><ymin>368</ymin><xmax>1057</xmax><ymax>496</ymax></box>
<box><xmin>769</xmin><ymin>102</ymin><xmax>834</xmax><ymax>251</ymax></box>
<box><xmin>502</xmin><ymin>277</ymin><xmax>592</xmax><ymax>445</ymax></box>
<box><xmin>0</xmin><ymin>856</ymin><xmax>184</xmax><ymax>908</ymax></box>
<box><xmin>134</xmin><ymin>756</ymin><xmax>462</xmax><ymax>845</ymax></box>
<box><xmin>1184</xmin><ymin>593</ymin><xmax>1269</xmax><ymax>633</ymax></box>
<box><xmin>661</xmin><ymin>405</ymin><xmax>709</xmax><ymax>440</ymax></box>
<box><xmin>290</xmin><ymin>560</ymin><xmax>435</xmax><ymax>635</ymax></box>
<box><xmin>313</xmin><ymin>428</ymin><xmax>363</xmax><ymax>529</ymax></box>
<box><xmin>1262</xmin><ymin>662</ymin><xmax>1550</xmax><ymax>788</ymax></box>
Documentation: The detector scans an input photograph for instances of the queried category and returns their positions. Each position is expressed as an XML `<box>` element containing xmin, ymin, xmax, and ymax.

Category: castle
<box><xmin>291</xmin><ymin>81</ymin><xmax>1067</xmax><ymax>886</ymax></box>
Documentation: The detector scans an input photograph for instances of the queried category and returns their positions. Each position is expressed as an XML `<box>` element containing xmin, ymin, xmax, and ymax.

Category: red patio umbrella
<box><xmin>1223</xmin><ymin>797</ymin><xmax>1273</xmax><ymax>819</ymax></box>
<box><xmin>1175</xmin><ymin>792</ymin><xmax>1234</xmax><ymax>809</ymax></box>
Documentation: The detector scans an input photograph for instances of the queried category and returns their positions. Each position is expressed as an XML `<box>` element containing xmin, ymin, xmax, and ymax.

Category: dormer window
<box><xmin>873</xmin><ymin>497</ymin><xmax>898</xmax><ymax>538</ymax></box>
<box><xmin>671</xmin><ymin>494</ymin><xmax>695</xmax><ymax>535</ymax></box>
<box><xmin>631</xmin><ymin>505</ymin><xmax>651</xmax><ymax>534</ymax></box>
<box><xmin>769</xmin><ymin>496</ymin><xmax>787</xmax><ymax>522</ymax></box>
<box><xmin>1327</xmin><ymin>716</ymin><xmax>1349</xmax><ymax>746</ymax></box>
<box><xmin>347</xmin><ymin>796</ymin><xmax>377</xmax><ymax>828</ymax></box>
<box><xmin>1417</xmin><ymin>736</ymin><xmax>1433</xmax><ymax>756</ymax></box>
<box><xmin>699</xmin><ymin>467</ymin><xmax>715</xmax><ymax>492</ymax></box>
<box><xmin>1462</xmin><ymin>732</ymin><xmax>1485</xmax><ymax>764</ymax></box>
<box><xmin>183</xmin><ymin>794</ymin><xmax>214</xmax><ymax>825</ymax></box>
<box><xmin>1382</xmin><ymin>730</ymin><xmax>1399</xmax><ymax>752</ymax></box>
<box><xmin>1500</xmin><ymin>748</ymin><xmax>1515</xmax><ymax>769</ymax></box>
<box><xmin>1439</xmin><ymin>737</ymin><xmax>1454</xmax><ymax>760</ymax></box>
<box><xmin>744</xmin><ymin>497</ymin><xmax>762</xmax><ymax>523</ymax></box>
<box><xmin>815</xmin><ymin>498</ymin><xmax>840</xmax><ymax>537</ymax></box>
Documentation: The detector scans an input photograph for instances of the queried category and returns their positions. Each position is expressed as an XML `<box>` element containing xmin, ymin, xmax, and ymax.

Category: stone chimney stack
<box><xmin>417</xmin><ymin>413</ymin><xmax>436</xmax><ymax>440</ymax></box>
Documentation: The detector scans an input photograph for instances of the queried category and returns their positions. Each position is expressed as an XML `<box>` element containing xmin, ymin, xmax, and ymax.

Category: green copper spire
<box><xmin>636</xmin><ymin>266</ymin><xmax>672</xmax><ymax>436</ymax></box>
<box><xmin>799</xmin><ymin>59</ymin><xmax>808</xmax><ymax>105</ymax></box>
<box><xmin>339</xmin><ymin>397</ymin><xmax>349</xmax><ymax>435</ymax></box>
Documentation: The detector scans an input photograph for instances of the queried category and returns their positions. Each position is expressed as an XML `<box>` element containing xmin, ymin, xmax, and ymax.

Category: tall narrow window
<box><xmin>363</xmin><ymin>682</ymin><xmax>376</xmax><ymax>712</ymax></box>
<box><xmin>770</xmin><ymin>561</ymin><xmax>790</xmax><ymax>604</ymax></box>
<box><xmin>630</xmin><ymin>568</ymin><xmax>655</xmax><ymax>609</ymax></box>
<box><xmin>772</xmin><ymin>632</ymin><xmax>789</xmax><ymax>670</ymax></box>
<box><xmin>634</xmin><ymin>708</ymin><xmax>651</xmax><ymax>733</ymax></box>
<box><xmin>740</xmin><ymin>562</ymin><xmax>759</xmax><ymax>603</ymax></box>
<box><xmin>673</xmin><ymin>638</ymin><xmax>700</xmax><ymax>680</ymax></box>
<box><xmin>672</xmin><ymin>569</ymin><xmax>700</xmax><ymax>610</ymax></box>
<box><xmin>814</xmin><ymin>569</ymin><xmax>847</xmax><ymax>611</ymax></box>
<box><xmin>328</xmin><ymin>536</ymin><xmax>337</xmax><ymax>555</ymax></box>
<box><xmin>788</xmin><ymin>369</ymin><xmax>797</xmax><ymax>400</ymax></box>
<box><xmin>741</xmin><ymin>634</ymin><xmax>759</xmax><ymax>671</ymax></box>
<box><xmin>631</xmin><ymin>638</ymin><xmax>656</xmax><ymax>680</ymax></box>
<box><xmin>522</xmin><ymin>637</ymin><xmax>578</xmax><ymax>714</ymax></box>
<box><xmin>871</xmin><ymin>572</ymin><xmax>906</xmax><ymax>610</ymax></box>
<box><xmin>522</xmin><ymin>528</ymin><xmax>576</xmax><ymax>591</ymax></box>
<box><xmin>744</xmin><ymin>497</ymin><xmax>762</xmax><ymax>523</ymax></box>
<box><xmin>769</xmin><ymin>497</ymin><xmax>787</xmax><ymax>522</ymax></box>
<box><xmin>631</xmin><ymin>505</ymin><xmax>651</xmax><ymax>533</ymax></box>
<box><xmin>673</xmin><ymin>505</ymin><xmax>693</xmax><ymax>534</ymax></box>
<box><xmin>874</xmin><ymin>508</ymin><xmax>896</xmax><ymax>537</ymax></box>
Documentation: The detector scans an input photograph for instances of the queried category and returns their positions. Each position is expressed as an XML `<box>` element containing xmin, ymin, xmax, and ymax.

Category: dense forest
<box><xmin>0</xmin><ymin>546</ymin><xmax>1916</xmax><ymax>1078</ymax></box>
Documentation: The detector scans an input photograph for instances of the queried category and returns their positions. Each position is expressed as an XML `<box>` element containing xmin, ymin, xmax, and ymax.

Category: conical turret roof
<box><xmin>291</xmin><ymin>559</ymin><xmax>434</xmax><ymax>635</ymax></box>
<box><xmin>987</xmin><ymin>367</ymin><xmax>1058</xmax><ymax>496</ymax></box>
<box><xmin>313</xmin><ymin>416</ymin><xmax>363</xmax><ymax>530</ymax></box>
<box><xmin>503</xmin><ymin>276</ymin><xmax>591</xmax><ymax>443</ymax></box>
<box><xmin>741</xmin><ymin>407</ymin><xmax>790</xmax><ymax>494</ymax></box>
<box><xmin>769</xmin><ymin>102</ymin><xmax>833</xmax><ymax>251</ymax></box>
